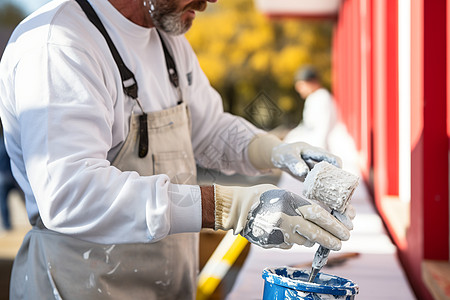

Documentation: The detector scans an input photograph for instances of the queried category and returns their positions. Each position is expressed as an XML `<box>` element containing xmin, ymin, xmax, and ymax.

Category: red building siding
<box><xmin>412</xmin><ymin>0</ymin><xmax>448</xmax><ymax>261</ymax></box>
<box><xmin>261</xmin><ymin>0</ymin><xmax>450</xmax><ymax>298</ymax></box>
<box><xmin>332</xmin><ymin>0</ymin><xmax>449</xmax><ymax>299</ymax></box>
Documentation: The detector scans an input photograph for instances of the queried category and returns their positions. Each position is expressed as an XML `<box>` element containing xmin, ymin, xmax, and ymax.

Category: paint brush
<box><xmin>290</xmin><ymin>252</ymin><xmax>360</xmax><ymax>269</ymax></box>
<box><xmin>301</xmin><ymin>161</ymin><xmax>359</xmax><ymax>283</ymax></box>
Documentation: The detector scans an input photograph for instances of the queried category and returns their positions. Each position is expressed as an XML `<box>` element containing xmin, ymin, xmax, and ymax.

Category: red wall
<box><xmin>332</xmin><ymin>0</ymin><xmax>367</xmax><ymax>177</ymax></box>
<box><xmin>410</xmin><ymin>0</ymin><xmax>448</xmax><ymax>260</ymax></box>
<box><xmin>332</xmin><ymin>0</ymin><xmax>449</xmax><ymax>299</ymax></box>
<box><xmin>409</xmin><ymin>2</ymin><xmax>450</xmax><ymax>298</ymax></box>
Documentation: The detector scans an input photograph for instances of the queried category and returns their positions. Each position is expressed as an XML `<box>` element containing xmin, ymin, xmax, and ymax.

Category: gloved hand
<box><xmin>332</xmin><ymin>205</ymin><xmax>356</xmax><ymax>230</ymax></box>
<box><xmin>247</xmin><ymin>134</ymin><xmax>342</xmax><ymax>181</ymax></box>
<box><xmin>272</xmin><ymin>142</ymin><xmax>342</xmax><ymax>181</ymax></box>
<box><xmin>214</xmin><ymin>184</ymin><xmax>350</xmax><ymax>250</ymax></box>
<box><xmin>311</xmin><ymin>200</ymin><xmax>356</xmax><ymax>230</ymax></box>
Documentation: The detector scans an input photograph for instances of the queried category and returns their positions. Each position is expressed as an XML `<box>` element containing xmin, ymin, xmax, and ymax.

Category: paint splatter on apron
<box><xmin>10</xmin><ymin>103</ymin><xmax>199</xmax><ymax>300</ymax></box>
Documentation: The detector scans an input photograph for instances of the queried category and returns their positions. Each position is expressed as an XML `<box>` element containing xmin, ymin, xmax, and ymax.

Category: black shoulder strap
<box><xmin>75</xmin><ymin>0</ymin><xmax>138</xmax><ymax>99</ymax></box>
<box><xmin>156</xmin><ymin>31</ymin><xmax>179</xmax><ymax>88</ymax></box>
<box><xmin>75</xmin><ymin>0</ymin><xmax>182</xmax><ymax>159</ymax></box>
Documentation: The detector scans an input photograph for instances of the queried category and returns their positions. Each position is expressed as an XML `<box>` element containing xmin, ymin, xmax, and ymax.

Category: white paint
<box><xmin>303</xmin><ymin>161</ymin><xmax>359</xmax><ymax>213</ymax></box>
<box><xmin>155</xmin><ymin>280</ymin><xmax>171</xmax><ymax>287</ymax></box>
<box><xmin>87</xmin><ymin>273</ymin><xmax>96</xmax><ymax>289</ymax></box>
<box><xmin>269</xmin><ymin>197</ymin><xmax>280</xmax><ymax>204</ymax></box>
<box><xmin>83</xmin><ymin>249</ymin><xmax>92</xmax><ymax>260</ymax></box>
<box><xmin>46</xmin><ymin>264</ymin><xmax>62</xmax><ymax>300</ymax></box>
<box><xmin>398</xmin><ymin>0</ymin><xmax>411</xmax><ymax>203</ymax></box>
<box><xmin>247</xmin><ymin>210</ymin><xmax>287</xmax><ymax>248</ymax></box>
<box><xmin>106</xmin><ymin>262</ymin><xmax>121</xmax><ymax>275</ymax></box>
<box><xmin>311</xmin><ymin>247</ymin><xmax>330</xmax><ymax>270</ymax></box>
<box><xmin>104</xmin><ymin>244</ymin><xmax>116</xmax><ymax>264</ymax></box>
<box><xmin>203</xmin><ymin>260</ymin><xmax>231</xmax><ymax>279</ymax></box>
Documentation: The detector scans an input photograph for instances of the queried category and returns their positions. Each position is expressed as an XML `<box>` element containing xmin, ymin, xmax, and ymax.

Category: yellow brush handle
<box><xmin>196</xmin><ymin>231</ymin><xmax>248</xmax><ymax>300</ymax></box>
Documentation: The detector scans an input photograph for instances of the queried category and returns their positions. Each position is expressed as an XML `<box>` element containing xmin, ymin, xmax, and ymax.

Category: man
<box><xmin>284</xmin><ymin>65</ymin><xmax>338</xmax><ymax>150</ymax></box>
<box><xmin>0</xmin><ymin>0</ymin><xmax>352</xmax><ymax>299</ymax></box>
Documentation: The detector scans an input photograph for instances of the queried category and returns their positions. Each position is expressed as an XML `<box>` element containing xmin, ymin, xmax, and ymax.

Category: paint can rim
<box><xmin>262</xmin><ymin>266</ymin><xmax>359</xmax><ymax>296</ymax></box>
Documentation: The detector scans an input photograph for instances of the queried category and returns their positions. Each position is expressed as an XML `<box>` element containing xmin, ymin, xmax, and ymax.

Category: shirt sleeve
<box><xmin>301</xmin><ymin>89</ymin><xmax>337</xmax><ymax>149</ymax></box>
<box><xmin>182</xmin><ymin>41</ymin><xmax>266</xmax><ymax>176</ymax></box>
<box><xmin>11</xmin><ymin>40</ymin><xmax>201</xmax><ymax>244</ymax></box>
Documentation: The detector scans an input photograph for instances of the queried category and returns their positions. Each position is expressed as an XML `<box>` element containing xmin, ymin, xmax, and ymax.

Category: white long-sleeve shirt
<box><xmin>0</xmin><ymin>0</ymin><xmax>263</xmax><ymax>243</ymax></box>
<box><xmin>284</xmin><ymin>88</ymin><xmax>337</xmax><ymax>150</ymax></box>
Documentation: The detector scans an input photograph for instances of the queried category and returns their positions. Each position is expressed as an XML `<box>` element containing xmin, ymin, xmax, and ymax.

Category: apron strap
<box><xmin>75</xmin><ymin>0</ymin><xmax>150</xmax><ymax>157</ymax></box>
<box><xmin>157</xmin><ymin>30</ymin><xmax>179</xmax><ymax>88</ymax></box>
<box><xmin>74</xmin><ymin>0</ymin><xmax>183</xmax><ymax>158</ymax></box>
<box><xmin>75</xmin><ymin>0</ymin><xmax>138</xmax><ymax>99</ymax></box>
<box><xmin>74</xmin><ymin>0</ymin><xmax>181</xmax><ymax>96</ymax></box>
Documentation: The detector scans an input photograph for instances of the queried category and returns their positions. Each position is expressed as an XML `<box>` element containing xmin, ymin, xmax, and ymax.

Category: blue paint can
<box><xmin>262</xmin><ymin>267</ymin><xmax>359</xmax><ymax>300</ymax></box>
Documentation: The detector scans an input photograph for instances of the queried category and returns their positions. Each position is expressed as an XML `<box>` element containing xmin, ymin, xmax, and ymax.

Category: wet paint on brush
<box><xmin>303</xmin><ymin>162</ymin><xmax>359</xmax><ymax>283</ymax></box>
<box><xmin>303</xmin><ymin>161</ymin><xmax>359</xmax><ymax>213</ymax></box>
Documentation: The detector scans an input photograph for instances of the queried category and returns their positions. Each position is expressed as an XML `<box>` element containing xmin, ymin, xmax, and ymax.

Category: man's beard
<box><xmin>146</xmin><ymin>0</ymin><xmax>207</xmax><ymax>35</ymax></box>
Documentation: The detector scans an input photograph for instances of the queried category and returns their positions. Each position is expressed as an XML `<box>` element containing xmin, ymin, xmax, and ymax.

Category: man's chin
<box><xmin>159</xmin><ymin>22</ymin><xmax>192</xmax><ymax>36</ymax></box>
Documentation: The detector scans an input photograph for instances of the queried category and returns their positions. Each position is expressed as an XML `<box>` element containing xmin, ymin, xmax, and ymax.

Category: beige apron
<box><xmin>10</xmin><ymin>102</ymin><xmax>199</xmax><ymax>299</ymax></box>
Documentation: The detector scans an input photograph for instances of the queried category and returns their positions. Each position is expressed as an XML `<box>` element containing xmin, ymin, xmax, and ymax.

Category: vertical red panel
<box><xmin>357</xmin><ymin>1</ymin><xmax>361</xmax><ymax>148</ymax></box>
<box><xmin>407</xmin><ymin>0</ymin><xmax>448</xmax><ymax>298</ymax></box>
<box><xmin>421</xmin><ymin>1</ymin><xmax>448</xmax><ymax>260</ymax></box>
<box><xmin>361</xmin><ymin>0</ymin><xmax>373</xmax><ymax>180</ymax></box>
<box><xmin>386</xmin><ymin>0</ymin><xmax>399</xmax><ymax>195</ymax></box>
<box><xmin>346</xmin><ymin>0</ymin><xmax>353</xmax><ymax>136</ymax></box>
<box><xmin>448</xmin><ymin>0</ymin><xmax>450</xmax><ymax>140</ymax></box>
<box><xmin>372</xmin><ymin>0</ymin><xmax>388</xmax><ymax>205</ymax></box>
<box><xmin>352</xmin><ymin>0</ymin><xmax>362</xmax><ymax>151</ymax></box>
<box><xmin>352</xmin><ymin>0</ymin><xmax>359</xmax><ymax>143</ymax></box>
<box><xmin>342</xmin><ymin>0</ymin><xmax>351</xmax><ymax>127</ymax></box>
<box><xmin>346</xmin><ymin>0</ymin><xmax>352</xmax><ymax>128</ymax></box>
<box><xmin>408</xmin><ymin>1</ymin><xmax>426</xmax><ymax>298</ymax></box>
<box><xmin>371</xmin><ymin>0</ymin><xmax>398</xmax><ymax>199</ymax></box>
<box><xmin>332</xmin><ymin>0</ymin><xmax>372</xmax><ymax>180</ymax></box>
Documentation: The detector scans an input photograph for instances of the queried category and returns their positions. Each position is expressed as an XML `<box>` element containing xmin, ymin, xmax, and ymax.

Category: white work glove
<box><xmin>272</xmin><ymin>142</ymin><xmax>342</xmax><ymax>181</ymax></box>
<box><xmin>332</xmin><ymin>205</ymin><xmax>356</xmax><ymax>230</ymax></box>
<box><xmin>310</xmin><ymin>200</ymin><xmax>356</xmax><ymax>231</ymax></box>
<box><xmin>248</xmin><ymin>134</ymin><xmax>342</xmax><ymax>181</ymax></box>
<box><xmin>214</xmin><ymin>184</ymin><xmax>350</xmax><ymax>250</ymax></box>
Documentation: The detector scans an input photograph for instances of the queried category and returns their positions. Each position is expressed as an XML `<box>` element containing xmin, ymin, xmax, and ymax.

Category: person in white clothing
<box><xmin>284</xmin><ymin>65</ymin><xmax>338</xmax><ymax>150</ymax></box>
<box><xmin>0</xmin><ymin>0</ymin><xmax>353</xmax><ymax>299</ymax></box>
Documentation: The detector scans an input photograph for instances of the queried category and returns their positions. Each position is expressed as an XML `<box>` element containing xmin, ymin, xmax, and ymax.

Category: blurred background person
<box><xmin>279</xmin><ymin>65</ymin><xmax>362</xmax><ymax>190</ymax></box>
<box><xmin>283</xmin><ymin>65</ymin><xmax>338</xmax><ymax>151</ymax></box>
